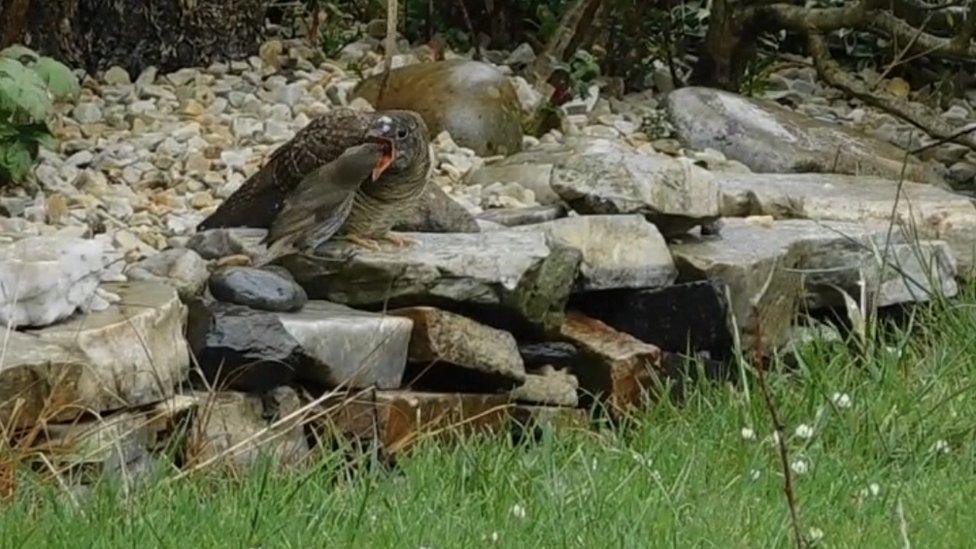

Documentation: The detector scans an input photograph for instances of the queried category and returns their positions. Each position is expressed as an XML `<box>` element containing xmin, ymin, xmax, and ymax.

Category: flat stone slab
<box><xmin>716</xmin><ymin>172</ymin><xmax>976</xmax><ymax>270</ymax></box>
<box><xmin>320</xmin><ymin>391</ymin><xmax>512</xmax><ymax>454</ymax></box>
<box><xmin>278</xmin><ymin>230</ymin><xmax>581</xmax><ymax>333</ymax></box>
<box><xmin>670</xmin><ymin>218</ymin><xmax>958</xmax><ymax>350</ymax></box>
<box><xmin>1</xmin><ymin>282</ymin><xmax>189</xmax><ymax>428</ymax></box>
<box><xmin>280</xmin><ymin>301</ymin><xmax>412</xmax><ymax>390</ymax></box>
<box><xmin>188</xmin><ymin>299</ymin><xmax>411</xmax><ymax>391</ymax></box>
<box><xmin>559</xmin><ymin>312</ymin><xmax>664</xmax><ymax>417</ymax></box>
<box><xmin>392</xmin><ymin>307</ymin><xmax>525</xmax><ymax>390</ymax></box>
<box><xmin>571</xmin><ymin>281</ymin><xmax>734</xmax><ymax>359</ymax></box>
<box><xmin>666</xmin><ymin>87</ymin><xmax>943</xmax><ymax>184</ymax></box>
<box><xmin>514</xmin><ymin>214</ymin><xmax>676</xmax><ymax>291</ymax></box>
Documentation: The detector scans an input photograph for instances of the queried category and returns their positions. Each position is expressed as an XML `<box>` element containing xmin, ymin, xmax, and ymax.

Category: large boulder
<box><xmin>715</xmin><ymin>172</ymin><xmax>976</xmax><ymax>271</ymax></box>
<box><xmin>1</xmin><ymin>282</ymin><xmax>189</xmax><ymax>428</ymax></box>
<box><xmin>666</xmin><ymin>87</ymin><xmax>943</xmax><ymax>184</ymax></box>
<box><xmin>467</xmin><ymin>137</ymin><xmax>721</xmax><ymax>235</ymax></box>
<box><xmin>670</xmin><ymin>218</ymin><xmax>958</xmax><ymax>350</ymax></box>
<box><xmin>353</xmin><ymin>60</ymin><xmax>523</xmax><ymax>156</ymax></box>
<box><xmin>277</xmin><ymin>230</ymin><xmax>582</xmax><ymax>333</ymax></box>
<box><xmin>0</xmin><ymin>236</ymin><xmax>111</xmax><ymax>327</ymax></box>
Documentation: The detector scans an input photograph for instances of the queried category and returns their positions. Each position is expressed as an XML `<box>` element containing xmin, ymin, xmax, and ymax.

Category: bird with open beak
<box><xmin>198</xmin><ymin>109</ymin><xmax>432</xmax><ymax>255</ymax></box>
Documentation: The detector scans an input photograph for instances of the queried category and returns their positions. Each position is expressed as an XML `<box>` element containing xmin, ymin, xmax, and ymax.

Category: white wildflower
<box><xmin>831</xmin><ymin>392</ymin><xmax>852</xmax><ymax>409</ymax></box>
<box><xmin>749</xmin><ymin>469</ymin><xmax>761</xmax><ymax>481</ymax></box>
<box><xmin>741</xmin><ymin>427</ymin><xmax>756</xmax><ymax>441</ymax></box>
<box><xmin>510</xmin><ymin>504</ymin><xmax>527</xmax><ymax>519</ymax></box>
<box><xmin>932</xmin><ymin>439</ymin><xmax>950</xmax><ymax>454</ymax></box>
<box><xmin>808</xmin><ymin>527</ymin><xmax>824</xmax><ymax>542</ymax></box>
<box><xmin>790</xmin><ymin>459</ymin><xmax>809</xmax><ymax>475</ymax></box>
<box><xmin>489</xmin><ymin>532</ymin><xmax>499</xmax><ymax>543</ymax></box>
<box><xmin>869</xmin><ymin>483</ymin><xmax>881</xmax><ymax>496</ymax></box>
<box><xmin>795</xmin><ymin>424</ymin><xmax>814</xmax><ymax>440</ymax></box>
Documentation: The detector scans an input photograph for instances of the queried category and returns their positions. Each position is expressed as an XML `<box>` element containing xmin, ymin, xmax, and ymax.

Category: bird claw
<box><xmin>379</xmin><ymin>233</ymin><xmax>418</xmax><ymax>248</ymax></box>
<box><xmin>343</xmin><ymin>235</ymin><xmax>383</xmax><ymax>251</ymax></box>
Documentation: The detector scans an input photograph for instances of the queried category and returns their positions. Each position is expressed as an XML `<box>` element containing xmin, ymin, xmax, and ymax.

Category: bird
<box><xmin>263</xmin><ymin>142</ymin><xmax>389</xmax><ymax>258</ymax></box>
<box><xmin>198</xmin><ymin>108</ymin><xmax>432</xmax><ymax>251</ymax></box>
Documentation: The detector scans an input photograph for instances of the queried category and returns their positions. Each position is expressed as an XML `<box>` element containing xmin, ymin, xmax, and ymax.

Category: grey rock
<box><xmin>126</xmin><ymin>248</ymin><xmax>210</xmax><ymax>300</ymax></box>
<box><xmin>0</xmin><ymin>237</ymin><xmax>109</xmax><ymax>327</ymax></box>
<box><xmin>72</xmin><ymin>103</ymin><xmax>103</xmax><ymax>124</ymax></box>
<box><xmin>187</xmin><ymin>389</ymin><xmax>309</xmax><ymax>468</ymax></box>
<box><xmin>392</xmin><ymin>306</ymin><xmax>526</xmax><ymax>390</ymax></box>
<box><xmin>209</xmin><ymin>266</ymin><xmax>307</xmax><ymax>312</ymax></box>
<box><xmin>666</xmin><ymin>87</ymin><xmax>944</xmax><ymax>184</ymax></box>
<box><xmin>467</xmin><ymin>163</ymin><xmax>560</xmax><ymax>205</ymax></box>
<box><xmin>948</xmin><ymin>161</ymin><xmax>976</xmax><ymax>186</ymax></box>
<box><xmin>277</xmin><ymin>229</ymin><xmax>582</xmax><ymax>333</ymax></box>
<box><xmin>670</xmin><ymin>218</ymin><xmax>958</xmax><ymax>351</ymax></box>
<box><xmin>511</xmin><ymin>367</ymin><xmax>579</xmax><ymax>407</ymax></box>
<box><xmin>715</xmin><ymin>172</ymin><xmax>976</xmax><ymax>270</ymax></box>
<box><xmin>1</xmin><ymin>282</ymin><xmax>189</xmax><ymax>428</ymax></box>
<box><xmin>103</xmin><ymin>66</ymin><xmax>131</xmax><ymax>86</ymax></box>
<box><xmin>506</xmin><ymin>43</ymin><xmax>537</xmax><ymax>67</ymax></box>
<box><xmin>514</xmin><ymin>214</ymin><xmax>676</xmax><ymax>291</ymax></box>
<box><xmin>500</xmin><ymin>137</ymin><xmax>720</xmax><ymax>235</ymax></box>
<box><xmin>187</xmin><ymin>300</ymin><xmax>301</xmax><ymax>391</ymax></box>
<box><xmin>354</xmin><ymin>60</ymin><xmax>523</xmax><ymax>156</ymax></box>
<box><xmin>478</xmin><ymin>205</ymin><xmax>566</xmax><ymax>227</ymax></box>
<box><xmin>393</xmin><ymin>184</ymin><xmax>480</xmax><ymax>233</ymax></box>
<box><xmin>187</xmin><ymin>228</ymin><xmax>268</xmax><ymax>260</ymax></box>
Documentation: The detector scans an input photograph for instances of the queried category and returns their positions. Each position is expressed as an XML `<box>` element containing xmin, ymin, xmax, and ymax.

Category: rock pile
<box><xmin>3</xmin><ymin>36</ymin><xmax>976</xmax><ymax>482</ymax></box>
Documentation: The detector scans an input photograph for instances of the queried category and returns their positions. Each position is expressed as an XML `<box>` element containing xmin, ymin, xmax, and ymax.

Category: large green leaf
<box><xmin>0</xmin><ymin>137</ymin><xmax>35</xmax><ymax>182</ymax></box>
<box><xmin>0</xmin><ymin>57</ymin><xmax>51</xmax><ymax>122</ymax></box>
<box><xmin>33</xmin><ymin>56</ymin><xmax>80</xmax><ymax>100</ymax></box>
<box><xmin>0</xmin><ymin>44</ymin><xmax>39</xmax><ymax>65</ymax></box>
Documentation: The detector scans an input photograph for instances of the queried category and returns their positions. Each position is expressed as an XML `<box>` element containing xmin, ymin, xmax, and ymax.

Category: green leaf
<box><xmin>33</xmin><ymin>56</ymin><xmax>80</xmax><ymax>100</ymax></box>
<box><xmin>0</xmin><ymin>137</ymin><xmax>35</xmax><ymax>182</ymax></box>
<box><xmin>0</xmin><ymin>57</ymin><xmax>51</xmax><ymax>122</ymax></box>
<box><xmin>0</xmin><ymin>44</ymin><xmax>39</xmax><ymax>65</ymax></box>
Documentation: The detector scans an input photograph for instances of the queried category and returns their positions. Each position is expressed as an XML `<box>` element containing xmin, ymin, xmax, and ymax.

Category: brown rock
<box><xmin>559</xmin><ymin>312</ymin><xmax>664</xmax><ymax>416</ymax></box>
<box><xmin>321</xmin><ymin>391</ymin><xmax>512</xmax><ymax>454</ymax></box>
<box><xmin>353</xmin><ymin>60</ymin><xmax>523</xmax><ymax>156</ymax></box>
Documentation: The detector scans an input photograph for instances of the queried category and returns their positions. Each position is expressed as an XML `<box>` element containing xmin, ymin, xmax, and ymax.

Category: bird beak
<box><xmin>370</xmin><ymin>138</ymin><xmax>396</xmax><ymax>182</ymax></box>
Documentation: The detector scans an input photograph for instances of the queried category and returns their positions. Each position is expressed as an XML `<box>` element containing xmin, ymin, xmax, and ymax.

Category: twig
<box><xmin>454</xmin><ymin>0</ymin><xmax>482</xmax><ymax>61</ymax></box>
<box><xmin>751</xmin><ymin>324</ymin><xmax>805</xmax><ymax>548</ymax></box>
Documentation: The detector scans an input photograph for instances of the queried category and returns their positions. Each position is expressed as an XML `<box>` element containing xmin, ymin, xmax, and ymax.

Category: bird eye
<box><xmin>397</xmin><ymin>128</ymin><xmax>408</xmax><ymax>139</ymax></box>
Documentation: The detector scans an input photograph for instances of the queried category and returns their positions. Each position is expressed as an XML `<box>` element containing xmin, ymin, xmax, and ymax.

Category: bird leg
<box><xmin>343</xmin><ymin>234</ymin><xmax>383</xmax><ymax>251</ymax></box>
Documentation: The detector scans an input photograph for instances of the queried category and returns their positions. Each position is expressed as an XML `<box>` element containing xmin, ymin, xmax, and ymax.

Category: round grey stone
<box><xmin>208</xmin><ymin>266</ymin><xmax>307</xmax><ymax>312</ymax></box>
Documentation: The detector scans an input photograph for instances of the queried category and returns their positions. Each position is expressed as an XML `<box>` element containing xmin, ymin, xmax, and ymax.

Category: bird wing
<box><xmin>198</xmin><ymin>109</ymin><xmax>373</xmax><ymax>231</ymax></box>
<box><xmin>266</xmin><ymin>143</ymin><xmax>387</xmax><ymax>250</ymax></box>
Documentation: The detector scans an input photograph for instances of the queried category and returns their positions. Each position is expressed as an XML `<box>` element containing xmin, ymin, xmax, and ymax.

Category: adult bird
<box><xmin>198</xmin><ymin>108</ymin><xmax>432</xmax><ymax>251</ymax></box>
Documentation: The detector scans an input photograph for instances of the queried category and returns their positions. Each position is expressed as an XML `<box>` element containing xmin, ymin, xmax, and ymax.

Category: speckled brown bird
<box><xmin>198</xmin><ymin>108</ymin><xmax>431</xmax><ymax>249</ymax></box>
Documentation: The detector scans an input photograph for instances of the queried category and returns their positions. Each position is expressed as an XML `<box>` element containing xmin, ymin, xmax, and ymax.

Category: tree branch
<box><xmin>807</xmin><ymin>33</ymin><xmax>976</xmax><ymax>152</ymax></box>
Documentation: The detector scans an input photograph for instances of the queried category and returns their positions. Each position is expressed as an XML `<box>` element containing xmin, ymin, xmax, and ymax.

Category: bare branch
<box><xmin>807</xmin><ymin>33</ymin><xmax>976</xmax><ymax>152</ymax></box>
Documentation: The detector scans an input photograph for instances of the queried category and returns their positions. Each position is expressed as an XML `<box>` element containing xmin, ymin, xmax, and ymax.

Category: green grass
<box><xmin>4</xmin><ymin>293</ymin><xmax>976</xmax><ymax>548</ymax></box>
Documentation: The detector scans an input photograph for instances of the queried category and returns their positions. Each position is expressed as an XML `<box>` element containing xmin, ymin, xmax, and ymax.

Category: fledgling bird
<box><xmin>198</xmin><ymin>108</ymin><xmax>431</xmax><ymax>250</ymax></box>
<box><xmin>263</xmin><ymin>142</ymin><xmax>390</xmax><ymax>258</ymax></box>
